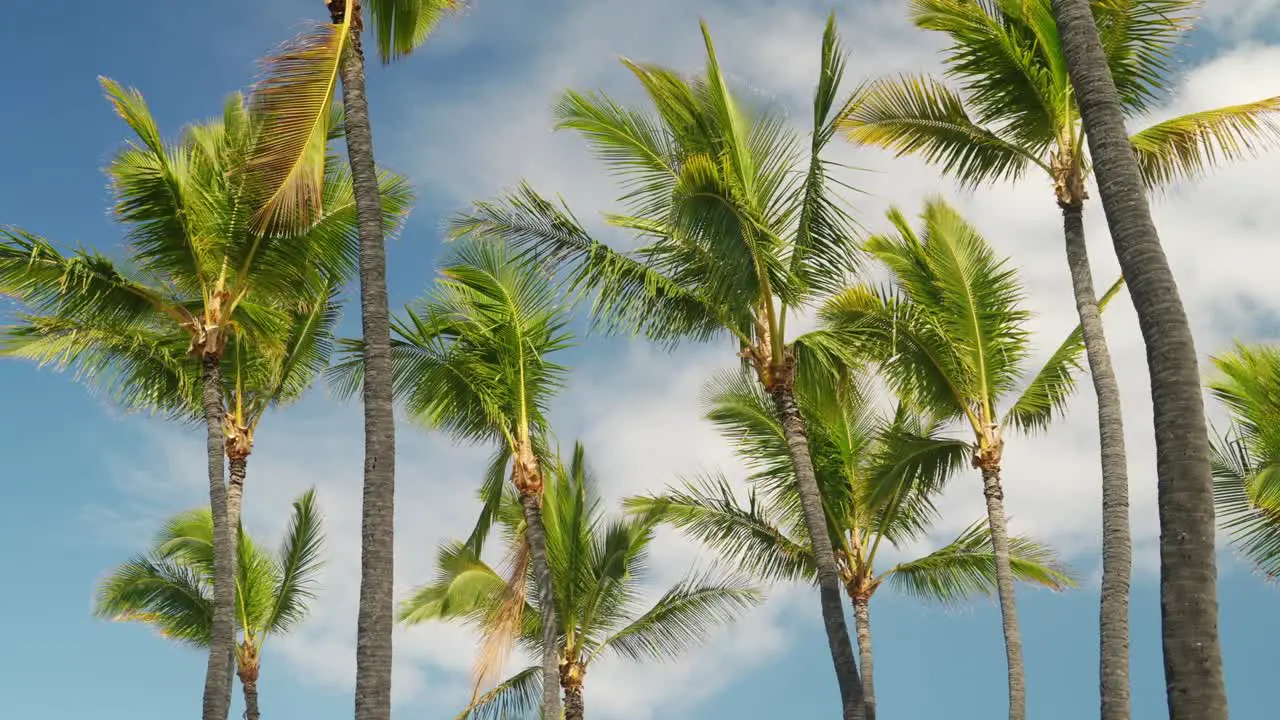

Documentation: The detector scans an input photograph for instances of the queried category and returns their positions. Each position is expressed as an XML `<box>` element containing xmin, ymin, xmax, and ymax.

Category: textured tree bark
<box><xmin>562</xmin><ymin>682</ymin><xmax>584</xmax><ymax>720</ymax></box>
<box><xmin>520</xmin><ymin>491</ymin><xmax>564</xmax><ymax>720</ymax></box>
<box><xmin>241</xmin><ymin>677</ymin><xmax>260</xmax><ymax>720</ymax></box>
<box><xmin>852</xmin><ymin>596</ymin><xmax>876</xmax><ymax>720</ymax></box>
<box><xmin>1051</xmin><ymin>2</ymin><xmax>1227</xmax><ymax>718</ymax></box>
<box><xmin>770</xmin><ymin>382</ymin><xmax>866</xmax><ymax>720</ymax></box>
<box><xmin>202</xmin><ymin>355</ymin><xmax>235</xmax><ymax>720</ymax></box>
<box><xmin>1061</xmin><ymin>203</ymin><xmax>1132</xmax><ymax>720</ymax></box>
<box><xmin>227</xmin><ymin>456</ymin><xmax>248</xmax><ymax>539</ymax></box>
<box><xmin>335</xmin><ymin>13</ymin><xmax>399</xmax><ymax>720</ymax></box>
<box><xmin>980</xmin><ymin>466</ymin><xmax>1025</xmax><ymax>720</ymax></box>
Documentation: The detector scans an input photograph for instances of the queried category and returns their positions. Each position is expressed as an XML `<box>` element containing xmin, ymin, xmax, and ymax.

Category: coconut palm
<box><xmin>329</xmin><ymin>239</ymin><xmax>573</xmax><ymax>710</ymax></box>
<box><xmin>1048</xmin><ymin>1</ymin><xmax>1230</xmax><ymax>716</ymax></box>
<box><xmin>840</xmin><ymin>4</ymin><xmax>1278</xmax><ymax>713</ymax></box>
<box><xmin>627</xmin><ymin>370</ymin><xmax>1076</xmax><ymax>718</ymax></box>
<box><xmin>1207</xmin><ymin>343</ymin><xmax>1280</xmax><ymax>580</ymax></box>
<box><xmin>820</xmin><ymin>198</ymin><xmax>1122</xmax><ymax>720</ymax></box>
<box><xmin>447</xmin><ymin>18</ymin><xmax>870</xmax><ymax>717</ymax></box>
<box><xmin>400</xmin><ymin>443</ymin><xmax>761</xmax><ymax>720</ymax></box>
<box><xmin>242</xmin><ymin>2</ymin><xmax>461</xmax><ymax>715</ymax></box>
<box><xmin>0</xmin><ymin>83</ymin><xmax>407</xmax><ymax>720</ymax></box>
<box><xmin>95</xmin><ymin>489</ymin><xmax>325</xmax><ymax>720</ymax></box>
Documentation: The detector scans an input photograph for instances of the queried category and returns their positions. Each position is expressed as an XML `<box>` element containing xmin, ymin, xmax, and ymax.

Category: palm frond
<box><xmin>244</xmin><ymin>12</ymin><xmax>350</xmax><ymax>233</ymax></box>
<box><xmin>399</xmin><ymin>542</ymin><xmax>507</xmax><ymax>625</ymax></box>
<box><xmin>1211</xmin><ymin>427</ymin><xmax>1280</xmax><ymax>578</ymax></box>
<box><xmin>1093</xmin><ymin>0</ymin><xmax>1198</xmax><ymax>111</ymax></box>
<box><xmin>1131</xmin><ymin>97</ymin><xmax>1280</xmax><ymax>189</ymax></box>
<box><xmin>453</xmin><ymin>666</ymin><xmax>541</xmax><ymax>720</ymax></box>
<box><xmin>94</xmin><ymin>556</ymin><xmax>214</xmax><ymax>647</ymax></box>
<box><xmin>882</xmin><ymin>518</ymin><xmax>1076</xmax><ymax>605</ymax></box>
<box><xmin>267</xmin><ymin>489</ymin><xmax>326</xmax><ymax>634</ymax></box>
<box><xmin>1003</xmin><ymin>275</ymin><xmax>1126</xmax><ymax>433</ymax></box>
<box><xmin>840</xmin><ymin>74</ymin><xmax>1042</xmax><ymax>185</ymax></box>
<box><xmin>596</xmin><ymin>570</ymin><xmax>761</xmax><ymax>663</ymax></box>
<box><xmin>367</xmin><ymin>0</ymin><xmax>461</xmax><ymax>64</ymax></box>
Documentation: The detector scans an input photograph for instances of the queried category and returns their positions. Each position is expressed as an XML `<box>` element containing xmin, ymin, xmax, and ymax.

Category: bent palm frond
<box><xmin>1131</xmin><ymin>97</ymin><xmax>1280</xmax><ymax>189</ymax></box>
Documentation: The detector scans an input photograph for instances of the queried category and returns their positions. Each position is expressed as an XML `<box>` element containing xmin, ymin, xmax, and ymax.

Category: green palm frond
<box><xmin>1210</xmin><ymin>428</ymin><xmax>1280</xmax><ymax>578</ymax></box>
<box><xmin>624</xmin><ymin>474</ymin><xmax>816</xmax><ymax>584</ymax></box>
<box><xmin>94</xmin><ymin>557</ymin><xmax>214</xmax><ymax>647</ymax></box>
<box><xmin>840</xmin><ymin>74</ymin><xmax>1044</xmax><ymax>185</ymax></box>
<box><xmin>367</xmin><ymin>0</ymin><xmax>461</xmax><ymax>64</ymax></box>
<box><xmin>453</xmin><ymin>665</ymin><xmax>541</xmax><ymax>720</ymax></box>
<box><xmin>1003</xmin><ymin>275</ymin><xmax>1126</xmax><ymax>433</ymax></box>
<box><xmin>862</xmin><ymin>411</ymin><xmax>970</xmax><ymax>544</ymax></box>
<box><xmin>1092</xmin><ymin>0</ymin><xmax>1197</xmax><ymax>111</ymax></box>
<box><xmin>882</xmin><ymin>519</ymin><xmax>1076</xmax><ymax>605</ymax></box>
<box><xmin>596</xmin><ymin>571</ymin><xmax>761</xmax><ymax>663</ymax></box>
<box><xmin>908</xmin><ymin>0</ymin><xmax>1062</xmax><ymax>150</ymax></box>
<box><xmin>244</xmin><ymin>14</ymin><xmax>350</xmax><ymax>233</ymax></box>
<box><xmin>448</xmin><ymin>183</ymin><xmax>727</xmax><ymax>346</ymax></box>
<box><xmin>268</xmin><ymin>488</ymin><xmax>326</xmax><ymax>634</ymax></box>
<box><xmin>399</xmin><ymin>542</ymin><xmax>508</xmax><ymax>626</ymax></box>
<box><xmin>1131</xmin><ymin>98</ymin><xmax>1280</xmax><ymax>189</ymax></box>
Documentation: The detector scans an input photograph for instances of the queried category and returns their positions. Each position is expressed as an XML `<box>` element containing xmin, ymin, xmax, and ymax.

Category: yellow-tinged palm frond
<box><xmin>245</xmin><ymin>11</ymin><xmax>352</xmax><ymax>234</ymax></box>
<box><xmin>1131</xmin><ymin>97</ymin><xmax>1280</xmax><ymax>189</ymax></box>
<box><xmin>840</xmin><ymin>75</ymin><xmax>1046</xmax><ymax>186</ymax></box>
<box><xmin>368</xmin><ymin>0</ymin><xmax>464</xmax><ymax>64</ymax></box>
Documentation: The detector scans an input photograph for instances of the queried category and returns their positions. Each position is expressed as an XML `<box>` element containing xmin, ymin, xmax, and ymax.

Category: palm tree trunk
<box><xmin>1051</xmin><ymin>3</ymin><xmax>1227</xmax><ymax>718</ymax></box>
<box><xmin>519</xmin><ymin>491</ymin><xmax>563</xmax><ymax>720</ymax></box>
<box><xmin>770</xmin><ymin>382</ymin><xmax>866</xmax><ymax>720</ymax></box>
<box><xmin>201</xmin><ymin>354</ymin><xmax>235</xmax><ymax>720</ymax></box>
<box><xmin>227</xmin><ymin>456</ymin><xmax>248</xmax><ymax>539</ymax></box>
<box><xmin>1061</xmin><ymin>203</ymin><xmax>1132</xmax><ymax>720</ymax></box>
<box><xmin>334</xmin><ymin>10</ymin><xmax>398</xmax><ymax>720</ymax></box>
<box><xmin>980</xmin><ymin>465</ymin><xmax>1025</xmax><ymax>720</ymax></box>
<box><xmin>562</xmin><ymin>682</ymin><xmax>584</xmax><ymax>720</ymax></box>
<box><xmin>241</xmin><ymin>677</ymin><xmax>260</xmax><ymax>720</ymax></box>
<box><xmin>852</xmin><ymin>596</ymin><xmax>876</xmax><ymax>720</ymax></box>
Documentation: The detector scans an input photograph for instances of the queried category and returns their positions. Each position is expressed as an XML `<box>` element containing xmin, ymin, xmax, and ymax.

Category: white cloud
<box><xmin>97</xmin><ymin>2</ymin><xmax>1280</xmax><ymax>718</ymax></box>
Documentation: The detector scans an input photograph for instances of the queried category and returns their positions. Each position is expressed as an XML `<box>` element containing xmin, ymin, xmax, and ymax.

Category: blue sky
<box><xmin>3</xmin><ymin>1</ymin><xmax>1280</xmax><ymax>719</ymax></box>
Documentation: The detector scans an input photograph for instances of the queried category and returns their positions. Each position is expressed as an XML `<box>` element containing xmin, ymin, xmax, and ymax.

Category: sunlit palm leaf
<box><xmin>268</xmin><ymin>489</ymin><xmax>326</xmax><ymax>634</ymax></box>
<box><xmin>1092</xmin><ymin>0</ymin><xmax>1197</xmax><ymax>111</ymax></box>
<box><xmin>1131</xmin><ymin>97</ymin><xmax>1280</xmax><ymax>189</ymax></box>
<box><xmin>453</xmin><ymin>666</ymin><xmax>540</xmax><ymax>720</ymax></box>
<box><xmin>94</xmin><ymin>557</ymin><xmax>214</xmax><ymax>647</ymax></box>
<box><xmin>367</xmin><ymin>0</ymin><xmax>462</xmax><ymax>64</ymax></box>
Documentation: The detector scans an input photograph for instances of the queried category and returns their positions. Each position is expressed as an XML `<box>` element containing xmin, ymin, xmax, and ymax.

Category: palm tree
<box><xmin>400</xmin><ymin>443</ymin><xmax>761</xmax><ymax>720</ymax></box>
<box><xmin>1207</xmin><ymin>343</ymin><xmax>1280</xmax><ymax>579</ymax></box>
<box><xmin>820</xmin><ymin>198</ymin><xmax>1123</xmax><ymax>720</ymax></box>
<box><xmin>95</xmin><ymin>489</ymin><xmax>326</xmax><ymax>720</ymax></box>
<box><xmin>840</xmin><ymin>4</ymin><xmax>1278</xmax><ymax>713</ymax></box>
<box><xmin>0</xmin><ymin>84</ymin><xmax>405</xmax><ymax>720</ymax></box>
<box><xmin>448</xmin><ymin>17</ymin><xmax>871</xmax><ymax>717</ymax></box>
<box><xmin>242</xmin><ymin>3</ymin><xmax>461</xmax><ymax>716</ymax></box>
<box><xmin>1048</xmin><ymin>1</ymin><xmax>1230</xmax><ymax>716</ymax></box>
<box><xmin>329</xmin><ymin>240</ymin><xmax>573</xmax><ymax>712</ymax></box>
<box><xmin>627</xmin><ymin>370</ymin><xmax>1077</xmax><ymax>718</ymax></box>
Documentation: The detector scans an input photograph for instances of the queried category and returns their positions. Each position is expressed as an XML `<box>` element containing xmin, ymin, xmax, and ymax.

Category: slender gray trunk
<box><xmin>1061</xmin><ymin>203</ymin><xmax>1132</xmax><ymax>720</ymax></box>
<box><xmin>202</xmin><ymin>355</ymin><xmax>235</xmax><ymax>720</ymax></box>
<box><xmin>227</xmin><ymin>456</ymin><xmax>248</xmax><ymax>541</ymax></box>
<box><xmin>335</xmin><ymin>11</ymin><xmax>398</xmax><ymax>720</ymax></box>
<box><xmin>1051</xmin><ymin>2</ymin><xmax>1227</xmax><ymax>718</ymax></box>
<box><xmin>563</xmin><ymin>683</ymin><xmax>584</xmax><ymax>720</ymax></box>
<box><xmin>520</xmin><ymin>491</ymin><xmax>563</xmax><ymax>720</ymax></box>
<box><xmin>770</xmin><ymin>382</ymin><xmax>866</xmax><ymax>720</ymax></box>
<box><xmin>241</xmin><ymin>676</ymin><xmax>260</xmax><ymax>720</ymax></box>
<box><xmin>852</xmin><ymin>596</ymin><xmax>876</xmax><ymax>720</ymax></box>
<box><xmin>980</xmin><ymin>465</ymin><xmax>1025</xmax><ymax>720</ymax></box>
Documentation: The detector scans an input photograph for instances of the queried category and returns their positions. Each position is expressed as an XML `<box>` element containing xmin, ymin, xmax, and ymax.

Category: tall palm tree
<box><xmin>1049</xmin><ymin>1</ymin><xmax>1229</xmax><ymax>716</ymax></box>
<box><xmin>448</xmin><ymin>17</ymin><xmax>871</xmax><ymax>717</ymax></box>
<box><xmin>840</xmin><ymin>4</ymin><xmax>1279</xmax><ymax>713</ymax></box>
<box><xmin>627</xmin><ymin>370</ymin><xmax>1077</xmax><ymax>718</ymax></box>
<box><xmin>0</xmin><ymin>84</ymin><xmax>405</xmax><ymax>720</ymax></box>
<box><xmin>329</xmin><ymin>240</ymin><xmax>573</xmax><ymax>712</ymax></box>
<box><xmin>243</xmin><ymin>3</ymin><xmax>460</xmax><ymax>716</ymax></box>
<box><xmin>400</xmin><ymin>443</ymin><xmax>761</xmax><ymax>720</ymax></box>
<box><xmin>820</xmin><ymin>198</ymin><xmax>1123</xmax><ymax>720</ymax></box>
<box><xmin>95</xmin><ymin>489</ymin><xmax>326</xmax><ymax>720</ymax></box>
<box><xmin>1207</xmin><ymin>343</ymin><xmax>1280</xmax><ymax>578</ymax></box>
